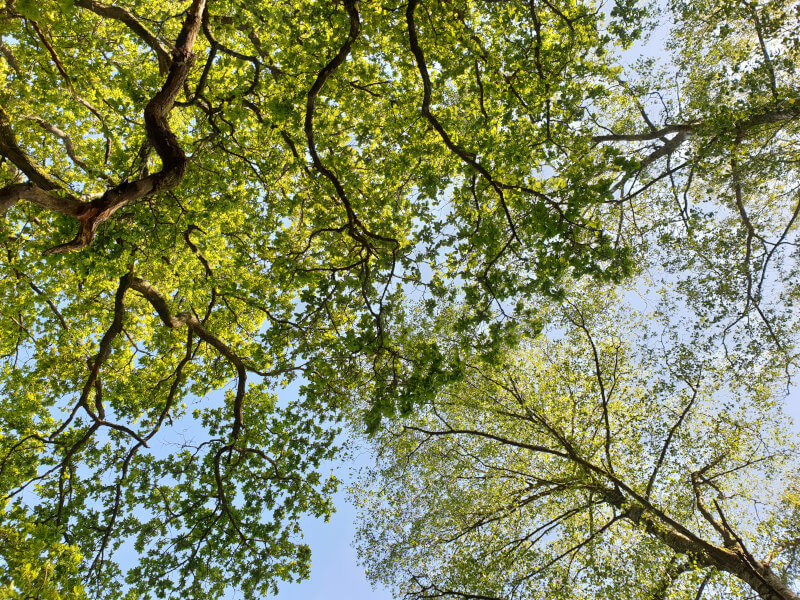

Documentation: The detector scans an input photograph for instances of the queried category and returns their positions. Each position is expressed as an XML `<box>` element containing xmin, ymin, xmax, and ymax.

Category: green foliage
<box><xmin>0</xmin><ymin>0</ymin><xmax>799</xmax><ymax>597</ymax></box>
<box><xmin>353</xmin><ymin>289</ymin><xmax>800</xmax><ymax>600</ymax></box>
<box><xmin>0</xmin><ymin>503</ymin><xmax>85</xmax><ymax>600</ymax></box>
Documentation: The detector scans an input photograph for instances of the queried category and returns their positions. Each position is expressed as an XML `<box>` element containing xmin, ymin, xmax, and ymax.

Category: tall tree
<box><xmin>0</xmin><ymin>0</ymin><xmax>798</xmax><ymax>597</ymax></box>
<box><xmin>353</xmin><ymin>293</ymin><xmax>800</xmax><ymax>600</ymax></box>
<box><xmin>588</xmin><ymin>0</ymin><xmax>800</xmax><ymax>377</ymax></box>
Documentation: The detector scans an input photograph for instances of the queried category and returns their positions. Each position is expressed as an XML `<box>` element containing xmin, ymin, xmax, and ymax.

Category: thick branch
<box><xmin>45</xmin><ymin>0</ymin><xmax>207</xmax><ymax>253</ymax></box>
<box><xmin>592</xmin><ymin>124</ymin><xmax>695</xmax><ymax>143</ymax></box>
<box><xmin>638</xmin><ymin>131</ymin><xmax>689</xmax><ymax>170</ymax></box>
<box><xmin>129</xmin><ymin>277</ymin><xmax>247</xmax><ymax>438</ymax></box>
<box><xmin>592</xmin><ymin>103</ymin><xmax>800</xmax><ymax>146</ymax></box>
<box><xmin>0</xmin><ymin>182</ymin><xmax>83</xmax><ymax>216</ymax></box>
<box><xmin>0</xmin><ymin>41</ymin><xmax>21</xmax><ymax>75</ymax></box>
<box><xmin>0</xmin><ymin>1</ymin><xmax>204</xmax><ymax>252</ymax></box>
<box><xmin>601</xmin><ymin>487</ymin><xmax>800</xmax><ymax>600</ymax></box>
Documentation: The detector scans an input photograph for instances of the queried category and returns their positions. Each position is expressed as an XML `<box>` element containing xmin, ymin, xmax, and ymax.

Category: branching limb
<box><xmin>201</xmin><ymin>7</ymin><xmax>260</xmax><ymax>99</ymax></box>
<box><xmin>22</xmin><ymin>114</ymin><xmax>112</xmax><ymax>181</ymax></box>
<box><xmin>0</xmin><ymin>182</ymin><xmax>83</xmax><ymax>216</ymax></box>
<box><xmin>29</xmin><ymin>19</ymin><xmax>74</xmax><ymax>94</ymax></box>
<box><xmin>765</xmin><ymin>537</ymin><xmax>800</xmax><ymax>566</ymax></box>
<box><xmin>569</xmin><ymin>306</ymin><xmax>615</xmax><ymax>474</ymax></box>
<box><xmin>744</xmin><ymin>1</ymin><xmax>778</xmax><ymax>101</ymax></box>
<box><xmin>303</xmin><ymin>0</ymin><xmax>372</xmax><ymax>246</ymax></box>
<box><xmin>0</xmin><ymin>103</ymin><xmax>64</xmax><ymax>191</ymax></box>
<box><xmin>129</xmin><ymin>277</ymin><xmax>248</xmax><ymax>438</ymax></box>
<box><xmin>0</xmin><ymin>0</ymin><xmax>206</xmax><ymax>253</ymax></box>
<box><xmin>593</xmin><ymin>124</ymin><xmax>695</xmax><ymax>143</ymax></box>
<box><xmin>406</xmin><ymin>0</ymin><xmax>520</xmax><ymax>245</ymax></box>
<box><xmin>406</xmin><ymin>575</ymin><xmax>508</xmax><ymax>600</ymax></box>
<box><xmin>0</xmin><ymin>40</ymin><xmax>21</xmax><ymax>75</ymax></box>
<box><xmin>647</xmin><ymin>383</ymin><xmax>699</xmax><ymax>498</ymax></box>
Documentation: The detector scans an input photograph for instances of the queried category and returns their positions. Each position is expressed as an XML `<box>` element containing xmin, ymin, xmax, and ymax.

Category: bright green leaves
<box><xmin>397</xmin><ymin>0</ymin><xmax>633</xmax><ymax>307</ymax></box>
<box><xmin>0</xmin><ymin>504</ymin><xmax>85</xmax><ymax>600</ymax></box>
<box><xmin>118</xmin><ymin>393</ymin><xmax>338</xmax><ymax>600</ymax></box>
<box><xmin>2</xmin><ymin>0</ymin><xmax>800</xmax><ymax>597</ymax></box>
<box><xmin>353</xmin><ymin>287</ymin><xmax>800</xmax><ymax>600</ymax></box>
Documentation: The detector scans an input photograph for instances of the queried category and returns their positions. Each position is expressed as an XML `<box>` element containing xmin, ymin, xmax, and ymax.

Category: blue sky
<box><xmin>276</xmin><ymin>486</ymin><xmax>391</xmax><ymax>600</ymax></box>
<box><xmin>264</xmin><ymin>376</ymin><xmax>391</xmax><ymax>599</ymax></box>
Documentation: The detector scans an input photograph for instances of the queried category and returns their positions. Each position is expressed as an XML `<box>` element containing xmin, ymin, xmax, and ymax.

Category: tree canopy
<box><xmin>354</xmin><ymin>291</ymin><xmax>800</xmax><ymax>600</ymax></box>
<box><xmin>0</xmin><ymin>0</ymin><xmax>798</xmax><ymax>597</ymax></box>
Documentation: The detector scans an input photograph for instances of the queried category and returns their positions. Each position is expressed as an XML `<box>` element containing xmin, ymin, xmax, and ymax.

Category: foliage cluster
<box><xmin>0</xmin><ymin>0</ymin><xmax>799</xmax><ymax>598</ymax></box>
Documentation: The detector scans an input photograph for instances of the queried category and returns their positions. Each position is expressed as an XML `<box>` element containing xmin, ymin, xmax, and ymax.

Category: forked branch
<box><xmin>0</xmin><ymin>0</ymin><xmax>207</xmax><ymax>253</ymax></box>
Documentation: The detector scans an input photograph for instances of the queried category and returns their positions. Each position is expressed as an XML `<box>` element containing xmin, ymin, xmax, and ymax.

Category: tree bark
<box><xmin>0</xmin><ymin>0</ymin><xmax>207</xmax><ymax>252</ymax></box>
<box><xmin>601</xmin><ymin>488</ymin><xmax>800</xmax><ymax>600</ymax></box>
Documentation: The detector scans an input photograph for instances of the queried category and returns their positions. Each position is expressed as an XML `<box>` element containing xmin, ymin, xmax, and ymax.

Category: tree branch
<box><xmin>23</xmin><ymin>114</ymin><xmax>110</xmax><ymax>180</ymax></box>
<box><xmin>0</xmin><ymin>103</ymin><xmax>64</xmax><ymax>191</ymax></box>
<box><xmin>44</xmin><ymin>0</ymin><xmax>207</xmax><ymax>253</ymax></box>
<box><xmin>73</xmin><ymin>0</ymin><xmax>171</xmax><ymax>75</ymax></box>
<box><xmin>406</xmin><ymin>0</ymin><xmax>520</xmax><ymax>244</ymax></box>
<box><xmin>129</xmin><ymin>277</ymin><xmax>247</xmax><ymax>439</ymax></box>
<box><xmin>0</xmin><ymin>182</ymin><xmax>83</xmax><ymax>216</ymax></box>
